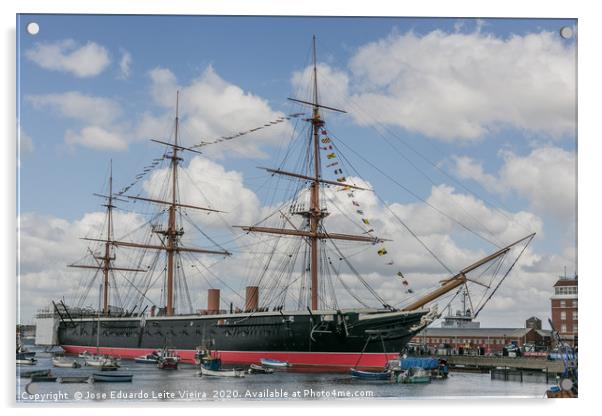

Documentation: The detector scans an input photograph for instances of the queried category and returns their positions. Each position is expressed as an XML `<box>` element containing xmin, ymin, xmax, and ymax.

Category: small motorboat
<box><xmin>16</xmin><ymin>358</ymin><xmax>37</xmax><ymax>366</ymax></box>
<box><xmin>260</xmin><ymin>358</ymin><xmax>291</xmax><ymax>368</ymax></box>
<box><xmin>396</xmin><ymin>367</ymin><xmax>432</xmax><ymax>384</ymax></box>
<box><xmin>20</xmin><ymin>369</ymin><xmax>51</xmax><ymax>378</ymax></box>
<box><xmin>248</xmin><ymin>364</ymin><xmax>274</xmax><ymax>374</ymax></box>
<box><xmin>31</xmin><ymin>374</ymin><xmax>58</xmax><ymax>382</ymax></box>
<box><xmin>198</xmin><ymin>367</ymin><xmax>245</xmax><ymax>378</ymax></box>
<box><xmin>157</xmin><ymin>356</ymin><xmax>179</xmax><ymax>370</ymax></box>
<box><xmin>17</xmin><ymin>352</ymin><xmax>36</xmax><ymax>360</ymax></box>
<box><xmin>134</xmin><ymin>351</ymin><xmax>161</xmax><ymax>364</ymax></box>
<box><xmin>195</xmin><ymin>348</ymin><xmax>221</xmax><ymax>370</ymax></box>
<box><xmin>78</xmin><ymin>351</ymin><xmax>93</xmax><ymax>359</ymax></box>
<box><xmin>52</xmin><ymin>356</ymin><xmax>81</xmax><ymax>368</ymax></box>
<box><xmin>156</xmin><ymin>348</ymin><xmax>180</xmax><ymax>369</ymax></box>
<box><xmin>92</xmin><ymin>372</ymin><xmax>133</xmax><ymax>383</ymax></box>
<box><xmin>350</xmin><ymin>368</ymin><xmax>392</xmax><ymax>380</ymax></box>
<box><xmin>57</xmin><ymin>376</ymin><xmax>91</xmax><ymax>384</ymax></box>
<box><xmin>17</xmin><ymin>344</ymin><xmax>36</xmax><ymax>359</ymax></box>
<box><xmin>85</xmin><ymin>355</ymin><xmax>120</xmax><ymax>370</ymax></box>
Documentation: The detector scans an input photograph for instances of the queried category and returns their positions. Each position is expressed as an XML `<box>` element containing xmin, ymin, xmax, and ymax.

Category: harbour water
<box><xmin>17</xmin><ymin>350</ymin><xmax>549</xmax><ymax>403</ymax></box>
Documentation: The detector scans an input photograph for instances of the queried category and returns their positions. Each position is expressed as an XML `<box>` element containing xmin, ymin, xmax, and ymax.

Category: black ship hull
<box><xmin>59</xmin><ymin>308</ymin><xmax>429</xmax><ymax>369</ymax></box>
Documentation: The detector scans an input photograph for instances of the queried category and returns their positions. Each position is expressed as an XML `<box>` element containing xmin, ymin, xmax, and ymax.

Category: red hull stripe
<box><xmin>61</xmin><ymin>345</ymin><xmax>398</xmax><ymax>368</ymax></box>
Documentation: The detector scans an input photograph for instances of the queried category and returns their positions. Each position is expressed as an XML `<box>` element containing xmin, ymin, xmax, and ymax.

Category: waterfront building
<box><xmin>550</xmin><ymin>275</ymin><xmax>578</xmax><ymax>346</ymax></box>
<box><xmin>411</xmin><ymin>326</ymin><xmax>551</xmax><ymax>355</ymax></box>
<box><xmin>526</xmin><ymin>316</ymin><xmax>542</xmax><ymax>330</ymax></box>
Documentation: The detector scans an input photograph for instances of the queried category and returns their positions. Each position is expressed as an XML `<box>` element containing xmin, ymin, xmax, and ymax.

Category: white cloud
<box><xmin>348</xmin><ymin>30</ymin><xmax>575</xmax><ymax>141</ymax></box>
<box><xmin>291</xmin><ymin>63</ymin><xmax>350</xmax><ymax>110</ymax></box>
<box><xmin>26</xmin><ymin>91</ymin><xmax>127</xmax><ymax>151</ymax></box>
<box><xmin>118</xmin><ymin>49</ymin><xmax>132</xmax><ymax>79</ymax></box>
<box><xmin>143</xmin><ymin>66</ymin><xmax>293</xmax><ymax>159</ymax></box>
<box><xmin>143</xmin><ymin>156</ymin><xmax>262</xmax><ymax>227</ymax></box>
<box><xmin>25</xmin><ymin>39</ymin><xmax>111</xmax><ymax>78</ymax></box>
<box><xmin>26</xmin><ymin>65</ymin><xmax>292</xmax><ymax>155</ymax></box>
<box><xmin>292</xmin><ymin>30</ymin><xmax>575</xmax><ymax>142</ymax></box>
<box><xmin>453</xmin><ymin>146</ymin><xmax>576</xmax><ymax>220</ymax></box>
<box><xmin>453</xmin><ymin>155</ymin><xmax>501</xmax><ymax>192</ymax></box>
<box><xmin>65</xmin><ymin>126</ymin><xmax>128</xmax><ymax>151</ymax></box>
<box><xmin>18</xmin><ymin>210</ymin><xmax>149</xmax><ymax>319</ymax></box>
<box><xmin>27</xmin><ymin>91</ymin><xmax>121</xmax><ymax>125</ymax></box>
<box><xmin>498</xmin><ymin>147</ymin><xmax>576</xmax><ymax>219</ymax></box>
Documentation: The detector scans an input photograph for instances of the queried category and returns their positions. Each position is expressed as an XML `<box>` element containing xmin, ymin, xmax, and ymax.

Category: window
<box><xmin>560</xmin><ymin>300</ymin><xmax>566</xmax><ymax>307</ymax></box>
<box><xmin>556</xmin><ymin>286</ymin><xmax>578</xmax><ymax>296</ymax></box>
<box><xmin>561</xmin><ymin>324</ymin><xmax>567</xmax><ymax>333</ymax></box>
<box><xmin>573</xmin><ymin>311</ymin><xmax>578</xmax><ymax>321</ymax></box>
<box><xmin>561</xmin><ymin>311</ymin><xmax>566</xmax><ymax>320</ymax></box>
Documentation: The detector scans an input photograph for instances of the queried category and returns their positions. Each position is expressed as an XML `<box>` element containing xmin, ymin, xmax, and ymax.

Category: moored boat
<box><xmin>134</xmin><ymin>351</ymin><xmax>161</xmax><ymax>363</ymax></box>
<box><xmin>350</xmin><ymin>368</ymin><xmax>391</xmax><ymax>381</ymax></box>
<box><xmin>248</xmin><ymin>364</ymin><xmax>274</xmax><ymax>374</ymax></box>
<box><xmin>260</xmin><ymin>358</ymin><xmax>291</xmax><ymax>368</ymax></box>
<box><xmin>394</xmin><ymin>357</ymin><xmax>449</xmax><ymax>379</ymax></box>
<box><xmin>17</xmin><ymin>344</ymin><xmax>36</xmax><ymax>359</ymax></box>
<box><xmin>195</xmin><ymin>348</ymin><xmax>221</xmax><ymax>370</ymax></box>
<box><xmin>16</xmin><ymin>358</ymin><xmax>37</xmax><ymax>366</ymax></box>
<box><xmin>396</xmin><ymin>367</ymin><xmax>431</xmax><ymax>384</ymax></box>
<box><xmin>30</xmin><ymin>374</ymin><xmax>58</xmax><ymax>382</ymax></box>
<box><xmin>156</xmin><ymin>348</ymin><xmax>180</xmax><ymax>369</ymax></box>
<box><xmin>57</xmin><ymin>376</ymin><xmax>91</xmax><ymax>384</ymax></box>
<box><xmin>198</xmin><ymin>367</ymin><xmax>245</xmax><ymax>378</ymax></box>
<box><xmin>20</xmin><ymin>369</ymin><xmax>51</xmax><ymax>378</ymax></box>
<box><xmin>85</xmin><ymin>355</ymin><xmax>120</xmax><ymax>370</ymax></box>
<box><xmin>16</xmin><ymin>352</ymin><xmax>36</xmax><ymax>360</ymax></box>
<box><xmin>52</xmin><ymin>356</ymin><xmax>81</xmax><ymax>368</ymax></box>
<box><xmin>92</xmin><ymin>372</ymin><xmax>133</xmax><ymax>382</ymax></box>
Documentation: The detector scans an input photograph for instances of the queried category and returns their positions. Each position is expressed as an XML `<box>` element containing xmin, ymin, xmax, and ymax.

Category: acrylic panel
<box><xmin>16</xmin><ymin>14</ymin><xmax>577</xmax><ymax>403</ymax></box>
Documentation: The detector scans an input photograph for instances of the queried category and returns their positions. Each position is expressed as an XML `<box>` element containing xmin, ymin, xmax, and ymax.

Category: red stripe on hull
<box><xmin>61</xmin><ymin>345</ymin><xmax>397</xmax><ymax>369</ymax></box>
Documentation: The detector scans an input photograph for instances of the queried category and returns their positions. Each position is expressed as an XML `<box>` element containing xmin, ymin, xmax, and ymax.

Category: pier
<box><xmin>439</xmin><ymin>355</ymin><xmax>565</xmax><ymax>380</ymax></box>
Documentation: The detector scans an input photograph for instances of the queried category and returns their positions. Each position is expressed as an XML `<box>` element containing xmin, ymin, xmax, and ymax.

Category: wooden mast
<box><xmin>102</xmin><ymin>160</ymin><xmax>114</xmax><ymax>316</ymax></box>
<box><xmin>122</xmin><ymin>91</ymin><xmax>229</xmax><ymax>316</ymax></box>
<box><xmin>165</xmin><ymin>91</ymin><xmax>181</xmax><ymax>316</ymax></box>
<box><xmin>401</xmin><ymin>233</ymin><xmax>535</xmax><ymax>311</ymax></box>
<box><xmin>71</xmin><ymin>93</ymin><xmax>230</xmax><ymax>317</ymax></box>
<box><xmin>69</xmin><ymin>161</ymin><xmax>151</xmax><ymax>314</ymax></box>
<box><xmin>238</xmin><ymin>36</ymin><xmax>371</xmax><ymax>311</ymax></box>
<box><xmin>309</xmin><ymin>35</ymin><xmax>321</xmax><ymax>310</ymax></box>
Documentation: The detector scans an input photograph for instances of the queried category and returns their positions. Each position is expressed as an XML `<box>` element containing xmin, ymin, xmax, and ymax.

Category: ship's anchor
<box><xmin>309</xmin><ymin>320</ymin><xmax>334</xmax><ymax>342</ymax></box>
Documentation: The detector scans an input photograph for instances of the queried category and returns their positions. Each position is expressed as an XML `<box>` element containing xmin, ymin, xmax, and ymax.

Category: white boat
<box><xmin>260</xmin><ymin>358</ymin><xmax>291</xmax><ymax>368</ymax></box>
<box><xmin>198</xmin><ymin>367</ymin><xmax>245</xmax><ymax>378</ymax></box>
<box><xmin>52</xmin><ymin>357</ymin><xmax>81</xmax><ymax>368</ymax></box>
<box><xmin>85</xmin><ymin>355</ymin><xmax>120</xmax><ymax>370</ymax></box>
<box><xmin>134</xmin><ymin>351</ymin><xmax>161</xmax><ymax>363</ymax></box>
<box><xmin>78</xmin><ymin>351</ymin><xmax>93</xmax><ymax>359</ymax></box>
<box><xmin>16</xmin><ymin>358</ymin><xmax>37</xmax><ymax>365</ymax></box>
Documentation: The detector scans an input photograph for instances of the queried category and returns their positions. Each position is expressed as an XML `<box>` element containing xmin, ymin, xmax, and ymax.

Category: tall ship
<box><xmin>35</xmin><ymin>38</ymin><xmax>534</xmax><ymax>369</ymax></box>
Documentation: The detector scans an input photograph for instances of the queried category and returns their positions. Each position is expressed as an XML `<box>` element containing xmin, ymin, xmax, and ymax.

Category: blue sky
<box><xmin>17</xmin><ymin>15</ymin><xmax>577</xmax><ymax>325</ymax></box>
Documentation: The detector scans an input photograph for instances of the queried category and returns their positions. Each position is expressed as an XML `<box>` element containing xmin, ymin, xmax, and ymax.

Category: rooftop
<box><xmin>554</xmin><ymin>278</ymin><xmax>578</xmax><ymax>287</ymax></box>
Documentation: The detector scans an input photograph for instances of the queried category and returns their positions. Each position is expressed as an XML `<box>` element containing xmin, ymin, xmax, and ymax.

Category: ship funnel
<box><xmin>245</xmin><ymin>286</ymin><xmax>259</xmax><ymax>312</ymax></box>
<box><xmin>207</xmin><ymin>289</ymin><xmax>220</xmax><ymax>314</ymax></box>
